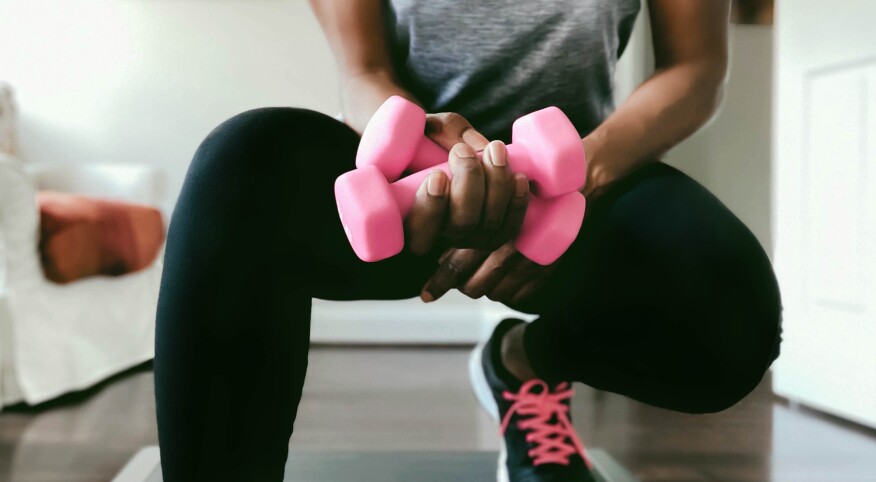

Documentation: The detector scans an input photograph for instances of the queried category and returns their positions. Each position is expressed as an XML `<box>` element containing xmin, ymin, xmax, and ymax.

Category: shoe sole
<box><xmin>468</xmin><ymin>340</ymin><xmax>509</xmax><ymax>482</ymax></box>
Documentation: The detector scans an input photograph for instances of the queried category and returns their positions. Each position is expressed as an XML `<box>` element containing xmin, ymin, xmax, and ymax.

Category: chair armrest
<box><xmin>25</xmin><ymin>162</ymin><xmax>167</xmax><ymax>209</ymax></box>
<box><xmin>0</xmin><ymin>155</ymin><xmax>41</xmax><ymax>292</ymax></box>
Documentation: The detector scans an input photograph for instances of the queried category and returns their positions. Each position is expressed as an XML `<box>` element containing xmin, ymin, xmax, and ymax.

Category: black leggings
<box><xmin>154</xmin><ymin>108</ymin><xmax>782</xmax><ymax>481</ymax></box>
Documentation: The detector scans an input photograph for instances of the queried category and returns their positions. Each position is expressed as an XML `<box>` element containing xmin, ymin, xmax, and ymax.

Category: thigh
<box><xmin>520</xmin><ymin>162</ymin><xmax>782</xmax><ymax>413</ymax></box>
<box><xmin>167</xmin><ymin>107</ymin><xmax>441</xmax><ymax>305</ymax></box>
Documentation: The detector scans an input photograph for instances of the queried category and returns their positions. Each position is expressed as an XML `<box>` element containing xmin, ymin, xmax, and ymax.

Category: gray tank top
<box><xmin>384</xmin><ymin>0</ymin><xmax>641</xmax><ymax>141</ymax></box>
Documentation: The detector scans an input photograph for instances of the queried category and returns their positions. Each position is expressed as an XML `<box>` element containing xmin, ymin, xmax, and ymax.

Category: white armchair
<box><xmin>0</xmin><ymin>106</ymin><xmax>166</xmax><ymax>407</ymax></box>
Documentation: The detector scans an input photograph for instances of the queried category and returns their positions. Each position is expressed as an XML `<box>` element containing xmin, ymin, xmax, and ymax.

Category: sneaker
<box><xmin>469</xmin><ymin>318</ymin><xmax>596</xmax><ymax>482</ymax></box>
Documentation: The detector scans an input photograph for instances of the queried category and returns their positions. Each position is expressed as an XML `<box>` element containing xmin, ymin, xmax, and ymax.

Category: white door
<box><xmin>773</xmin><ymin>0</ymin><xmax>876</xmax><ymax>428</ymax></box>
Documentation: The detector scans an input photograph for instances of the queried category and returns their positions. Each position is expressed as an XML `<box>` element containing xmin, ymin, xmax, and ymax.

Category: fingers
<box><xmin>488</xmin><ymin>174</ymin><xmax>529</xmax><ymax>249</ymax></box>
<box><xmin>481</xmin><ymin>141</ymin><xmax>512</xmax><ymax>232</ymax></box>
<box><xmin>412</xmin><ymin>112</ymin><xmax>523</xmax><ymax>253</ymax></box>
<box><xmin>444</xmin><ymin>143</ymin><xmax>485</xmax><ymax>239</ymax></box>
<box><xmin>420</xmin><ymin>248</ymin><xmax>490</xmax><ymax>302</ymax></box>
<box><xmin>459</xmin><ymin>243</ymin><xmax>520</xmax><ymax>299</ymax></box>
<box><xmin>425</xmin><ymin>112</ymin><xmax>489</xmax><ymax>152</ymax></box>
<box><xmin>406</xmin><ymin>170</ymin><xmax>450</xmax><ymax>255</ymax></box>
<box><xmin>423</xmin><ymin>242</ymin><xmax>556</xmax><ymax>305</ymax></box>
<box><xmin>487</xmin><ymin>256</ymin><xmax>542</xmax><ymax>303</ymax></box>
<box><xmin>509</xmin><ymin>279</ymin><xmax>545</xmax><ymax>305</ymax></box>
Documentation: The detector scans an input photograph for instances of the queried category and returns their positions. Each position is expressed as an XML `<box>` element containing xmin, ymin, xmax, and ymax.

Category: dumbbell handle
<box><xmin>391</xmin><ymin>142</ymin><xmax>546</xmax><ymax>218</ymax></box>
<box><xmin>404</xmin><ymin>136</ymin><xmax>449</xmax><ymax>174</ymax></box>
<box><xmin>388</xmin><ymin>161</ymin><xmax>585</xmax><ymax>266</ymax></box>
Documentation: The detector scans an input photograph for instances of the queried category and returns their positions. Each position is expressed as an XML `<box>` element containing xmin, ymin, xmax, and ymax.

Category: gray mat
<box><xmin>113</xmin><ymin>447</ymin><xmax>638</xmax><ymax>482</ymax></box>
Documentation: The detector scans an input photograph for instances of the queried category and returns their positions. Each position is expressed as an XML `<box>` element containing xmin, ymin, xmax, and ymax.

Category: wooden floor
<box><xmin>1</xmin><ymin>346</ymin><xmax>875</xmax><ymax>482</ymax></box>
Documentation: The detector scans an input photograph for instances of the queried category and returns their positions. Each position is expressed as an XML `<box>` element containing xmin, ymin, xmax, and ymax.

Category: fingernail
<box><xmin>428</xmin><ymin>171</ymin><xmax>446</xmax><ymax>196</ymax></box>
<box><xmin>420</xmin><ymin>290</ymin><xmax>435</xmax><ymax>303</ymax></box>
<box><xmin>489</xmin><ymin>142</ymin><xmax>506</xmax><ymax>167</ymax></box>
<box><xmin>452</xmin><ymin>142</ymin><xmax>477</xmax><ymax>159</ymax></box>
<box><xmin>464</xmin><ymin>130</ymin><xmax>489</xmax><ymax>150</ymax></box>
<box><xmin>482</xmin><ymin>144</ymin><xmax>491</xmax><ymax>165</ymax></box>
<box><xmin>515</xmin><ymin>175</ymin><xmax>528</xmax><ymax>197</ymax></box>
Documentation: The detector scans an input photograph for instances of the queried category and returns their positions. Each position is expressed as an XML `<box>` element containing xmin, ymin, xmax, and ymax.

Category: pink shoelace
<box><xmin>499</xmin><ymin>379</ymin><xmax>593</xmax><ymax>468</ymax></box>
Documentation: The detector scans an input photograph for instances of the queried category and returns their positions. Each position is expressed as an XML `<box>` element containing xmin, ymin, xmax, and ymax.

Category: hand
<box><xmin>405</xmin><ymin>112</ymin><xmax>530</xmax><ymax>255</ymax></box>
<box><xmin>419</xmin><ymin>242</ymin><xmax>558</xmax><ymax>306</ymax></box>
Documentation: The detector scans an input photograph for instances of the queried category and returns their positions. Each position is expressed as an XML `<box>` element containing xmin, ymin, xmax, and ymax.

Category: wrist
<box><xmin>580</xmin><ymin>132</ymin><xmax>613</xmax><ymax>198</ymax></box>
<box><xmin>340</xmin><ymin>70</ymin><xmax>418</xmax><ymax>134</ymax></box>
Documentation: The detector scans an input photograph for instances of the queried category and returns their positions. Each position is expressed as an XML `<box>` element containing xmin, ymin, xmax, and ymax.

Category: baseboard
<box><xmin>310</xmin><ymin>292</ymin><xmax>535</xmax><ymax>345</ymax></box>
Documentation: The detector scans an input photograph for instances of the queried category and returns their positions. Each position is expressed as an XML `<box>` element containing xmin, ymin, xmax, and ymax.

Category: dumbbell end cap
<box><xmin>515</xmin><ymin>192</ymin><xmax>586</xmax><ymax>265</ymax></box>
<box><xmin>512</xmin><ymin>107</ymin><xmax>587</xmax><ymax>198</ymax></box>
<box><xmin>335</xmin><ymin>166</ymin><xmax>405</xmax><ymax>262</ymax></box>
<box><xmin>356</xmin><ymin>96</ymin><xmax>427</xmax><ymax>181</ymax></box>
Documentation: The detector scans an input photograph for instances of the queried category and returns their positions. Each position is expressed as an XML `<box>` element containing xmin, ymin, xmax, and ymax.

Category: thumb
<box><xmin>425</xmin><ymin>112</ymin><xmax>489</xmax><ymax>152</ymax></box>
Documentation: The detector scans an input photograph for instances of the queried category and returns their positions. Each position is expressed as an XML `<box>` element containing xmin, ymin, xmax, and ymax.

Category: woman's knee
<box><xmin>691</xmin><ymin>363</ymin><xmax>771</xmax><ymax>414</ymax></box>
<box><xmin>191</xmin><ymin>107</ymin><xmax>351</xmax><ymax>178</ymax></box>
<box><xmin>685</xmin><ymin>301</ymin><xmax>782</xmax><ymax>414</ymax></box>
<box><xmin>167</xmin><ymin>108</ymin><xmax>333</xmax><ymax>255</ymax></box>
<box><xmin>708</xmin><ymin>247</ymin><xmax>782</xmax><ymax>412</ymax></box>
<box><xmin>177</xmin><ymin>107</ymin><xmax>358</xmax><ymax>220</ymax></box>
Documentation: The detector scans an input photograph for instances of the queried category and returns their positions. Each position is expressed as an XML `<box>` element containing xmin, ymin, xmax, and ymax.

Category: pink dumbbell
<box><xmin>335</xmin><ymin>163</ymin><xmax>586</xmax><ymax>265</ymax></box>
<box><xmin>356</xmin><ymin>96</ymin><xmax>587</xmax><ymax>198</ymax></box>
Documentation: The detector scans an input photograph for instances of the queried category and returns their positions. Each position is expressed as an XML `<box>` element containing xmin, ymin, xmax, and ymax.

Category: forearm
<box><xmin>582</xmin><ymin>61</ymin><xmax>726</xmax><ymax>197</ymax></box>
<box><xmin>340</xmin><ymin>69</ymin><xmax>420</xmax><ymax>134</ymax></box>
<box><xmin>308</xmin><ymin>0</ymin><xmax>416</xmax><ymax>134</ymax></box>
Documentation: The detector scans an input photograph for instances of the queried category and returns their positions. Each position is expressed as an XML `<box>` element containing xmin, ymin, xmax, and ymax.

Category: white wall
<box><xmin>771</xmin><ymin>0</ymin><xmax>876</xmax><ymax>428</ymax></box>
<box><xmin>0</xmin><ymin>0</ymin><xmax>341</xmax><ymax>215</ymax></box>
<box><xmin>664</xmin><ymin>26</ymin><xmax>774</xmax><ymax>253</ymax></box>
<box><xmin>1</xmin><ymin>1</ymin><xmax>775</xmax><ymax>343</ymax></box>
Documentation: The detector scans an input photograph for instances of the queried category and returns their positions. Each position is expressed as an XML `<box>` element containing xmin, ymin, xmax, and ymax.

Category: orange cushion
<box><xmin>37</xmin><ymin>191</ymin><xmax>165</xmax><ymax>284</ymax></box>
